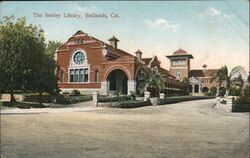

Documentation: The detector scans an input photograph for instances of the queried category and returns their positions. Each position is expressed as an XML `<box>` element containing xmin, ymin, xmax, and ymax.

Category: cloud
<box><xmin>199</xmin><ymin>7</ymin><xmax>234</xmax><ymax>21</ymax></box>
<box><xmin>207</xmin><ymin>7</ymin><xmax>221</xmax><ymax>16</ymax></box>
<box><xmin>72</xmin><ymin>3</ymin><xmax>101</xmax><ymax>13</ymax></box>
<box><xmin>223</xmin><ymin>14</ymin><xmax>234</xmax><ymax>20</ymax></box>
<box><xmin>145</xmin><ymin>18</ymin><xmax>179</xmax><ymax>32</ymax></box>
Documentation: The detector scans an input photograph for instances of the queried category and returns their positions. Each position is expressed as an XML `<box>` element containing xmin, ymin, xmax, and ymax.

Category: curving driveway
<box><xmin>1</xmin><ymin>99</ymin><xmax>249</xmax><ymax>158</ymax></box>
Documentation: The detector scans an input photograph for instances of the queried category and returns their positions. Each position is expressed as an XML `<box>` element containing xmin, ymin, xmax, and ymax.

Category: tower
<box><xmin>166</xmin><ymin>48</ymin><xmax>194</xmax><ymax>80</ymax></box>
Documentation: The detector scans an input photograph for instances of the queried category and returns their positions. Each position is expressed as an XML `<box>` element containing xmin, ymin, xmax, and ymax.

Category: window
<box><xmin>95</xmin><ymin>70</ymin><xmax>99</xmax><ymax>82</ymax></box>
<box><xmin>60</xmin><ymin>71</ymin><xmax>64</xmax><ymax>82</ymax></box>
<box><xmin>84</xmin><ymin>68</ymin><xmax>89</xmax><ymax>82</ymax></box>
<box><xmin>73</xmin><ymin>51</ymin><xmax>85</xmax><ymax>65</ymax></box>
<box><xmin>176</xmin><ymin>69</ymin><xmax>181</xmax><ymax>80</ymax></box>
<box><xmin>69</xmin><ymin>68</ymin><xmax>89</xmax><ymax>83</ymax></box>
<box><xmin>172</xmin><ymin>59</ymin><xmax>186</xmax><ymax>65</ymax></box>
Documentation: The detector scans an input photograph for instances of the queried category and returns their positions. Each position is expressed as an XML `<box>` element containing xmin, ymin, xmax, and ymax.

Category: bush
<box><xmin>156</xmin><ymin>96</ymin><xmax>214</xmax><ymax>105</ymax></box>
<box><xmin>130</xmin><ymin>91</ymin><xmax>136</xmax><ymax>100</ymax></box>
<box><xmin>218</xmin><ymin>88</ymin><xmax>226</xmax><ymax>97</ymax></box>
<box><xmin>210</xmin><ymin>87</ymin><xmax>217</xmax><ymax>96</ymax></box>
<box><xmin>56</xmin><ymin>95</ymin><xmax>92</xmax><ymax>104</ymax></box>
<box><xmin>98</xmin><ymin>95</ymin><xmax>132</xmax><ymax>102</ymax></box>
<box><xmin>1</xmin><ymin>101</ymin><xmax>47</xmax><ymax>109</ymax></box>
<box><xmin>243</xmin><ymin>85</ymin><xmax>250</xmax><ymax>96</ymax></box>
<box><xmin>232</xmin><ymin>85</ymin><xmax>250</xmax><ymax>112</ymax></box>
<box><xmin>230</xmin><ymin>86</ymin><xmax>241</xmax><ymax>96</ymax></box>
<box><xmin>71</xmin><ymin>89</ymin><xmax>81</xmax><ymax>96</ymax></box>
<box><xmin>23</xmin><ymin>94</ymin><xmax>52</xmax><ymax>103</ymax></box>
<box><xmin>99</xmin><ymin>100</ymin><xmax>151</xmax><ymax>108</ymax></box>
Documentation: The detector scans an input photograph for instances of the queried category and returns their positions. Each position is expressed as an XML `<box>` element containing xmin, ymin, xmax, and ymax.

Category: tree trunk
<box><xmin>10</xmin><ymin>88</ymin><xmax>16</xmax><ymax>103</ymax></box>
<box><xmin>38</xmin><ymin>91</ymin><xmax>43</xmax><ymax>105</ymax></box>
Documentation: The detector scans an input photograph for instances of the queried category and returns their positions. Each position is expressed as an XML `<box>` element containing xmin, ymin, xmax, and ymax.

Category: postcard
<box><xmin>0</xmin><ymin>1</ymin><xmax>249</xmax><ymax>158</ymax></box>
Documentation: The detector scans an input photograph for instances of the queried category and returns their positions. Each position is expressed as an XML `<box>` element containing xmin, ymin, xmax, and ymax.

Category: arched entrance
<box><xmin>107</xmin><ymin>69</ymin><xmax>128</xmax><ymax>94</ymax></box>
<box><xmin>194</xmin><ymin>84</ymin><xmax>199</xmax><ymax>93</ymax></box>
<box><xmin>202</xmin><ymin>87</ymin><xmax>209</xmax><ymax>93</ymax></box>
<box><xmin>136</xmin><ymin>68</ymin><xmax>149</xmax><ymax>96</ymax></box>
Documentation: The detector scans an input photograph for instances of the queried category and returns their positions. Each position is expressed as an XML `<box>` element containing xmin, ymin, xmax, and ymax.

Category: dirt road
<box><xmin>1</xmin><ymin>99</ymin><xmax>249</xmax><ymax>158</ymax></box>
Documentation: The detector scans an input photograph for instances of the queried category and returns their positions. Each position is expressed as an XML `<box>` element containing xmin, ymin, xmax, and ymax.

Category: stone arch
<box><xmin>194</xmin><ymin>84</ymin><xmax>199</xmax><ymax>93</ymax></box>
<box><xmin>107</xmin><ymin>69</ymin><xmax>128</xmax><ymax>94</ymax></box>
<box><xmin>104</xmin><ymin>65</ymin><xmax>132</xmax><ymax>81</ymax></box>
<box><xmin>202</xmin><ymin>87</ymin><xmax>209</xmax><ymax>93</ymax></box>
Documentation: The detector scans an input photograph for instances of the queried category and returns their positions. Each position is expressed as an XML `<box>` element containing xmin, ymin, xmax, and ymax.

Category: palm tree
<box><xmin>211</xmin><ymin>65</ymin><xmax>231</xmax><ymax>96</ymax></box>
<box><xmin>146</xmin><ymin>69</ymin><xmax>166</xmax><ymax>97</ymax></box>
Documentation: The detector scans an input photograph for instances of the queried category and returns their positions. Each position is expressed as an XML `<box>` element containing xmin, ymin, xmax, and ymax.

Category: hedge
<box><xmin>98</xmin><ymin>100</ymin><xmax>151</xmax><ymax>108</ymax></box>
<box><xmin>155</xmin><ymin>96</ymin><xmax>214</xmax><ymax>105</ymax></box>
<box><xmin>232</xmin><ymin>104</ymin><xmax>250</xmax><ymax>112</ymax></box>
<box><xmin>98</xmin><ymin>95</ymin><xmax>132</xmax><ymax>102</ymax></box>
<box><xmin>23</xmin><ymin>94</ymin><xmax>92</xmax><ymax>104</ymax></box>
<box><xmin>56</xmin><ymin>95</ymin><xmax>93</xmax><ymax>104</ymax></box>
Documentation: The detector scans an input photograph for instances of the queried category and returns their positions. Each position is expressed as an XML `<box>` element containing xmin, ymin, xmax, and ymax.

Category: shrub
<box><xmin>71</xmin><ymin>89</ymin><xmax>81</xmax><ymax>96</ymax></box>
<box><xmin>210</xmin><ymin>87</ymin><xmax>217</xmax><ymax>96</ymax></box>
<box><xmin>232</xmin><ymin>85</ymin><xmax>250</xmax><ymax>112</ymax></box>
<box><xmin>230</xmin><ymin>86</ymin><xmax>241</xmax><ymax>96</ymax></box>
<box><xmin>130</xmin><ymin>91</ymin><xmax>136</xmax><ymax>100</ymax></box>
<box><xmin>1</xmin><ymin>101</ymin><xmax>46</xmax><ymax>109</ymax></box>
<box><xmin>56</xmin><ymin>95</ymin><xmax>92</xmax><ymax>104</ymax></box>
<box><xmin>98</xmin><ymin>95</ymin><xmax>132</xmax><ymax>102</ymax></box>
<box><xmin>99</xmin><ymin>100</ymin><xmax>151</xmax><ymax>108</ymax></box>
<box><xmin>23</xmin><ymin>94</ymin><xmax>52</xmax><ymax>103</ymax></box>
<box><xmin>218</xmin><ymin>88</ymin><xmax>226</xmax><ymax>97</ymax></box>
<box><xmin>243</xmin><ymin>84</ymin><xmax>250</xmax><ymax>96</ymax></box>
<box><xmin>156</xmin><ymin>96</ymin><xmax>214</xmax><ymax>105</ymax></box>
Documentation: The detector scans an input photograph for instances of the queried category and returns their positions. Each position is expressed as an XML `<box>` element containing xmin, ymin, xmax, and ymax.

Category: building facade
<box><xmin>56</xmin><ymin>31</ymin><xmax>184</xmax><ymax>95</ymax></box>
<box><xmin>166</xmin><ymin>49</ymin><xmax>226</xmax><ymax>95</ymax></box>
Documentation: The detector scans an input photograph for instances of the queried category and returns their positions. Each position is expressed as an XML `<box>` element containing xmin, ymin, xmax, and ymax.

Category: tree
<box><xmin>211</xmin><ymin>65</ymin><xmax>231</xmax><ymax>96</ymax></box>
<box><xmin>248</xmin><ymin>74</ymin><xmax>250</xmax><ymax>83</ymax></box>
<box><xmin>231</xmin><ymin>74</ymin><xmax>244</xmax><ymax>93</ymax></box>
<box><xmin>182</xmin><ymin>77</ymin><xmax>189</xmax><ymax>93</ymax></box>
<box><xmin>136</xmin><ymin>69</ymin><xmax>148</xmax><ymax>96</ymax></box>
<box><xmin>147</xmin><ymin>69</ymin><xmax>166</xmax><ymax>97</ymax></box>
<box><xmin>0</xmin><ymin>16</ymin><xmax>58</xmax><ymax>104</ymax></box>
<box><xmin>46</xmin><ymin>40</ymin><xmax>61</xmax><ymax>59</ymax></box>
<box><xmin>0</xmin><ymin>16</ymin><xmax>46</xmax><ymax>103</ymax></box>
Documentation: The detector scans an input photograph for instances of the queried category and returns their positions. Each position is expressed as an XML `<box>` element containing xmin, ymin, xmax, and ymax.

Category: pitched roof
<box><xmin>173</xmin><ymin>48</ymin><xmax>188</xmax><ymax>55</ymax></box>
<box><xmin>141</xmin><ymin>58</ymin><xmax>153</xmax><ymax>64</ymax></box>
<box><xmin>189</xmin><ymin>69</ymin><xmax>219</xmax><ymax>77</ymax></box>
<box><xmin>108</xmin><ymin>36</ymin><xmax>119</xmax><ymax>42</ymax></box>
<box><xmin>166</xmin><ymin>48</ymin><xmax>194</xmax><ymax>59</ymax></box>
<box><xmin>159</xmin><ymin>67</ymin><xmax>169</xmax><ymax>75</ymax></box>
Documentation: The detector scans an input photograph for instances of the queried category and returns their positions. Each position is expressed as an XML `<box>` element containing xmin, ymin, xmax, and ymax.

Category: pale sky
<box><xmin>1</xmin><ymin>1</ymin><xmax>249</xmax><ymax>74</ymax></box>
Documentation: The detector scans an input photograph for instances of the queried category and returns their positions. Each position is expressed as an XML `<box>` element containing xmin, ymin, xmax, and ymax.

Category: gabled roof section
<box><xmin>141</xmin><ymin>57</ymin><xmax>153</xmax><ymax>65</ymax></box>
<box><xmin>173</xmin><ymin>48</ymin><xmax>188</xmax><ymax>55</ymax></box>
<box><xmin>166</xmin><ymin>48</ymin><xmax>194</xmax><ymax>59</ymax></box>
<box><xmin>74</xmin><ymin>30</ymin><xmax>86</xmax><ymax>36</ymax></box>
<box><xmin>108</xmin><ymin>36</ymin><xmax>119</xmax><ymax>42</ymax></box>
<box><xmin>189</xmin><ymin>69</ymin><xmax>219</xmax><ymax>77</ymax></box>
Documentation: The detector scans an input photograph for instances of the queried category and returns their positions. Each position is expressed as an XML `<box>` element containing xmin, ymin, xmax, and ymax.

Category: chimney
<box><xmin>202</xmin><ymin>64</ymin><xmax>207</xmax><ymax>72</ymax></box>
<box><xmin>135</xmin><ymin>49</ymin><xmax>142</xmax><ymax>59</ymax></box>
<box><xmin>108</xmin><ymin>36</ymin><xmax>119</xmax><ymax>49</ymax></box>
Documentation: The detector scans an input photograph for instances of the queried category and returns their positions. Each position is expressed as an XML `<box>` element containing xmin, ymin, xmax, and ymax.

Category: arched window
<box><xmin>60</xmin><ymin>71</ymin><xmax>64</xmax><ymax>82</ymax></box>
<box><xmin>95</xmin><ymin>69</ymin><xmax>99</xmax><ymax>82</ymax></box>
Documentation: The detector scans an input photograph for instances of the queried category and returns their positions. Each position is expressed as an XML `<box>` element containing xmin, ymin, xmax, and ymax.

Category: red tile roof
<box><xmin>173</xmin><ymin>48</ymin><xmax>188</xmax><ymax>55</ymax></box>
<box><xmin>189</xmin><ymin>69</ymin><xmax>219</xmax><ymax>77</ymax></box>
